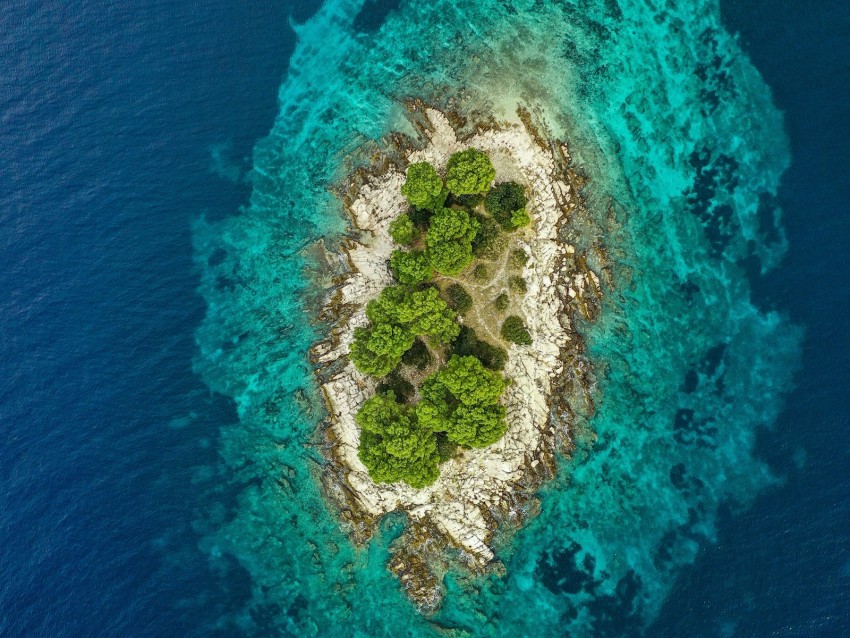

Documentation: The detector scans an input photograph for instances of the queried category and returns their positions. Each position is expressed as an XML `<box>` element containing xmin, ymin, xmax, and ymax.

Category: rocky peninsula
<box><xmin>310</xmin><ymin>105</ymin><xmax>602</xmax><ymax>611</ymax></box>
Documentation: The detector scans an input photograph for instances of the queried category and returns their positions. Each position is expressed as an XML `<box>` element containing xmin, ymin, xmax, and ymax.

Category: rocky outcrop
<box><xmin>309</xmin><ymin>105</ymin><xmax>601</xmax><ymax>611</ymax></box>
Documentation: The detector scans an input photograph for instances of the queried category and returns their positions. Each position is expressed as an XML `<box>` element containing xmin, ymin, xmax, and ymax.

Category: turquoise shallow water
<box><xmin>193</xmin><ymin>0</ymin><xmax>801</xmax><ymax>635</ymax></box>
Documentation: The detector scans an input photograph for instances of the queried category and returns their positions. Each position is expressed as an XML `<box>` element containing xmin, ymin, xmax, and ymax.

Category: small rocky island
<box><xmin>311</xmin><ymin>106</ymin><xmax>601</xmax><ymax>610</ymax></box>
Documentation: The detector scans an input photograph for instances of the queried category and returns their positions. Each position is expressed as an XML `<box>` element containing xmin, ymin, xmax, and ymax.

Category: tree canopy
<box><xmin>471</xmin><ymin>214</ymin><xmax>502</xmax><ymax>258</ymax></box>
<box><xmin>417</xmin><ymin>355</ymin><xmax>508</xmax><ymax>447</ymax></box>
<box><xmin>365</xmin><ymin>285</ymin><xmax>460</xmax><ymax>344</ymax></box>
<box><xmin>445</xmin><ymin>149</ymin><xmax>496</xmax><ymax>195</ymax></box>
<box><xmin>349</xmin><ymin>323</ymin><xmax>415</xmax><ymax>377</ymax></box>
<box><xmin>485</xmin><ymin>181</ymin><xmax>528</xmax><ymax>229</ymax></box>
<box><xmin>448</xmin><ymin>404</ymin><xmax>508</xmax><ymax>448</ymax></box>
<box><xmin>356</xmin><ymin>392</ymin><xmax>440</xmax><ymax>488</ymax></box>
<box><xmin>388</xmin><ymin>214</ymin><xmax>416</xmax><ymax>245</ymax></box>
<box><xmin>401</xmin><ymin>162</ymin><xmax>445</xmax><ymax>209</ymax></box>
<box><xmin>426</xmin><ymin>208</ymin><xmax>479</xmax><ymax>275</ymax></box>
<box><xmin>390</xmin><ymin>249</ymin><xmax>433</xmax><ymax>285</ymax></box>
<box><xmin>349</xmin><ymin>147</ymin><xmax>532</xmax><ymax>488</ymax></box>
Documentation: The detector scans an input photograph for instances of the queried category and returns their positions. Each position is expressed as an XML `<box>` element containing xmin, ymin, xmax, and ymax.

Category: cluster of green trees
<box><xmin>349</xmin><ymin>285</ymin><xmax>460</xmax><ymax>377</ymax></box>
<box><xmin>349</xmin><ymin>148</ymin><xmax>535</xmax><ymax>488</ymax></box>
<box><xmin>356</xmin><ymin>355</ymin><xmax>507</xmax><ymax>488</ymax></box>
<box><xmin>445</xmin><ymin>149</ymin><xmax>496</xmax><ymax>195</ymax></box>
<box><xmin>356</xmin><ymin>392</ymin><xmax>441</xmax><ymax>488</ymax></box>
<box><xmin>392</xmin><ymin>150</ymin><xmax>496</xmax><ymax>279</ymax></box>
<box><xmin>416</xmin><ymin>355</ymin><xmax>507</xmax><ymax>447</ymax></box>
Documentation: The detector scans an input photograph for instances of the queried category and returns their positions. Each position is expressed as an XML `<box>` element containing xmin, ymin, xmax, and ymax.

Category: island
<box><xmin>310</xmin><ymin>104</ymin><xmax>602</xmax><ymax>611</ymax></box>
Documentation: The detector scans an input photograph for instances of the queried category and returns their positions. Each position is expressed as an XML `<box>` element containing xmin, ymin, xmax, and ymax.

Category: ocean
<box><xmin>0</xmin><ymin>0</ymin><xmax>847</xmax><ymax>637</ymax></box>
<box><xmin>0</xmin><ymin>2</ymin><xmax>300</xmax><ymax>635</ymax></box>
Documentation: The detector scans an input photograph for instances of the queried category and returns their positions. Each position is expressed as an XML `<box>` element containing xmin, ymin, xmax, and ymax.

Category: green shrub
<box><xmin>356</xmin><ymin>392</ymin><xmax>440</xmax><ymax>488</ymax></box>
<box><xmin>493</xmin><ymin>293</ymin><xmax>510</xmax><ymax>312</ymax></box>
<box><xmin>508</xmin><ymin>276</ymin><xmax>527</xmax><ymax>294</ymax></box>
<box><xmin>509</xmin><ymin>248</ymin><xmax>528</xmax><ymax>270</ymax></box>
<box><xmin>425</xmin><ymin>208</ymin><xmax>479</xmax><ymax>275</ymax></box>
<box><xmin>451</xmin><ymin>326</ymin><xmax>508</xmax><ymax>371</ymax></box>
<box><xmin>485</xmin><ymin>182</ymin><xmax>528</xmax><ymax>229</ymax></box>
<box><xmin>388</xmin><ymin>214</ymin><xmax>416</xmax><ymax>245</ymax></box>
<box><xmin>401</xmin><ymin>162</ymin><xmax>444</xmax><ymax>209</ymax></box>
<box><xmin>417</xmin><ymin>355</ymin><xmax>508</xmax><ymax>447</ymax></box>
<box><xmin>510</xmin><ymin>208</ymin><xmax>531</xmax><ymax>229</ymax></box>
<box><xmin>350</xmin><ymin>323</ymin><xmax>415</xmax><ymax>377</ymax></box>
<box><xmin>472</xmin><ymin>263</ymin><xmax>489</xmax><ymax>282</ymax></box>
<box><xmin>471</xmin><ymin>215</ymin><xmax>502</xmax><ymax>259</ymax></box>
<box><xmin>390</xmin><ymin>249</ymin><xmax>433</xmax><ymax>285</ymax></box>
<box><xmin>444</xmin><ymin>283</ymin><xmax>472</xmax><ymax>315</ymax></box>
<box><xmin>401</xmin><ymin>338</ymin><xmax>432</xmax><ymax>370</ymax></box>
<box><xmin>445</xmin><ymin>149</ymin><xmax>496</xmax><ymax>195</ymax></box>
<box><xmin>501</xmin><ymin>315</ymin><xmax>532</xmax><ymax>345</ymax></box>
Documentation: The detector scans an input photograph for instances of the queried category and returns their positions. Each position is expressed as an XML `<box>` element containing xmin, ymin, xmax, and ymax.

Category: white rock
<box><xmin>315</xmin><ymin>108</ymin><xmax>579</xmax><ymax>563</ymax></box>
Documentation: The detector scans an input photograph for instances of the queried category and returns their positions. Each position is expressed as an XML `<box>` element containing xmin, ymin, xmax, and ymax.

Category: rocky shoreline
<box><xmin>309</xmin><ymin>104</ymin><xmax>602</xmax><ymax>611</ymax></box>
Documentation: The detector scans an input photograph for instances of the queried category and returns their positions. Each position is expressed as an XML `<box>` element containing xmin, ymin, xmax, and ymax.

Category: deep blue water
<box><xmin>651</xmin><ymin>1</ymin><xmax>850</xmax><ymax>635</ymax></box>
<box><xmin>0</xmin><ymin>1</ymin><xmax>847</xmax><ymax>637</ymax></box>
<box><xmin>0</xmin><ymin>2</ymin><xmax>309</xmax><ymax>635</ymax></box>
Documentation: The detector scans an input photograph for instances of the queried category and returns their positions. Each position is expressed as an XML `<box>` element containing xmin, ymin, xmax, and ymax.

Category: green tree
<box><xmin>432</xmin><ymin>354</ymin><xmax>504</xmax><ymax>405</ymax></box>
<box><xmin>427</xmin><ymin>207</ymin><xmax>479</xmax><ymax>245</ymax></box>
<box><xmin>417</xmin><ymin>355</ymin><xmax>508</xmax><ymax>447</ymax></box>
<box><xmin>356</xmin><ymin>391</ymin><xmax>412</xmax><ymax>436</ymax></box>
<box><xmin>444</xmin><ymin>283</ymin><xmax>472</xmax><ymax>315</ymax></box>
<box><xmin>401</xmin><ymin>162</ymin><xmax>445</xmax><ymax>209</ymax></box>
<box><xmin>445</xmin><ymin>149</ymin><xmax>496</xmax><ymax>195</ymax></box>
<box><xmin>428</xmin><ymin>241</ymin><xmax>474</xmax><ymax>276</ymax></box>
<box><xmin>425</xmin><ymin>208</ymin><xmax>479</xmax><ymax>275</ymax></box>
<box><xmin>485</xmin><ymin>182</ymin><xmax>528</xmax><ymax>229</ymax></box>
<box><xmin>501</xmin><ymin>315</ymin><xmax>532</xmax><ymax>345</ymax></box>
<box><xmin>390</xmin><ymin>249</ymin><xmax>433</xmax><ymax>285</ymax></box>
<box><xmin>471</xmin><ymin>215</ymin><xmax>502</xmax><ymax>258</ymax></box>
<box><xmin>449</xmin><ymin>404</ymin><xmax>508</xmax><ymax>447</ymax></box>
<box><xmin>349</xmin><ymin>323</ymin><xmax>415</xmax><ymax>377</ymax></box>
<box><xmin>389</xmin><ymin>214</ymin><xmax>416</xmax><ymax>245</ymax></box>
<box><xmin>356</xmin><ymin>392</ymin><xmax>441</xmax><ymax>488</ymax></box>
<box><xmin>366</xmin><ymin>285</ymin><xmax>460</xmax><ymax>344</ymax></box>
